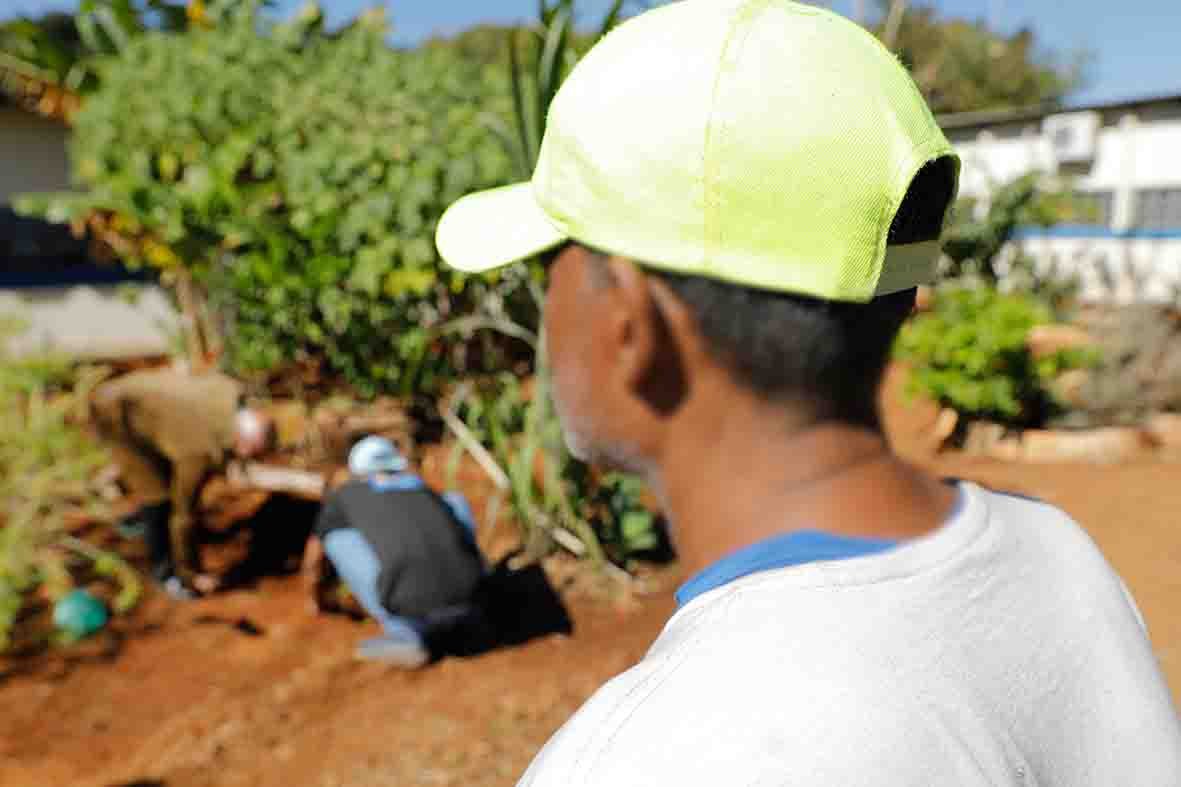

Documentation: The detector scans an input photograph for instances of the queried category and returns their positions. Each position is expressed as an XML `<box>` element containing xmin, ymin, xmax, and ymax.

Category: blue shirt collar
<box><xmin>367</xmin><ymin>473</ymin><xmax>424</xmax><ymax>492</ymax></box>
<box><xmin>675</xmin><ymin>530</ymin><xmax>901</xmax><ymax>608</ymax></box>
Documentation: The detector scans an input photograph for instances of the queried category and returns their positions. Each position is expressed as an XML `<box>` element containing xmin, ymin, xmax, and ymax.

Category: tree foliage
<box><xmin>0</xmin><ymin>0</ymin><xmax>199</xmax><ymax>119</ymax></box>
<box><xmin>17</xmin><ymin>2</ymin><xmax>519</xmax><ymax>396</ymax></box>
<box><xmin>880</xmin><ymin>3</ymin><xmax>1085</xmax><ymax>115</ymax></box>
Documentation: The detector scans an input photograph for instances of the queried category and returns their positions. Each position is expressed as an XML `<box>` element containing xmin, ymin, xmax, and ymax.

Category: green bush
<box><xmin>18</xmin><ymin>2</ymin><xmax>518</xmax><ymax>396</ymax></box>
<box><xmin>894</xmin><ymin>286</ymin><xmax>1096</xmax><ymax>428</ymax></box>
<box><xmin>591</xmin><ymin>472</ymin><xmax>659</xmax><ymax>560</ymax></box>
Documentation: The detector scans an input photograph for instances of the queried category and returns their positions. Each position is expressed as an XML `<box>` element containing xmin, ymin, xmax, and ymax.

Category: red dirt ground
<box><xmin>2</xmin><ymin>364</ymin><xmax>1179</xmax><ymax>787</ymax></box>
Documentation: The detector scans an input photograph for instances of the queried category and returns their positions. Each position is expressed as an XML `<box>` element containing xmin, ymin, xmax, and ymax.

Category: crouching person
<box><xmin>91</xmin><ymin>367</ymin><xmax>275</xmax><ymax>599</ymax></box>
<box><xmin>302</xmin><ymin>436</ymin><xmax>486</xmax><ymax>668</ymax></box>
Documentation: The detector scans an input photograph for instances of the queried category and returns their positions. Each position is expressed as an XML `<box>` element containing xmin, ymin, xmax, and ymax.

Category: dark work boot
<box><xmin>138</xmin><ymin>504</ymin><xmax>173</xmax><ymax>582</ymax></box>
<box><xmin>125</xmin><ymin>503</ymin><xmax>198</xmax><ymax>601</ymax></box>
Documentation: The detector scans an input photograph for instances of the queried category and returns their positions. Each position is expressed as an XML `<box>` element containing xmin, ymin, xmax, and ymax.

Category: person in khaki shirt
<box><xmin>91</xmin><ymin>368</ymin><xmax>274</xmax><ymax>599</ymax></box>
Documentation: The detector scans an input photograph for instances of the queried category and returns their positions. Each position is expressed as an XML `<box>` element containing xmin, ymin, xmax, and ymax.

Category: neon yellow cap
<box><xmin>435</xmin><ymin>0</ymin><xmax>959</xmax><ymax>302</ymax></box>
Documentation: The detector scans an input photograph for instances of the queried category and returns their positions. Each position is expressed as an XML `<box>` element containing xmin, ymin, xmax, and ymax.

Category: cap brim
<box><xmin>435</xmin><ymin>182</ymin><xmax>568</xmax><ymax>273</ymax></box>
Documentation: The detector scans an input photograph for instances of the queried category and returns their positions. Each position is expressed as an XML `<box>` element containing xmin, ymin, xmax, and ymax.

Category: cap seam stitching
<box><xmin>703</xmin><ymin>0</ymin><xmax>771</xmax><ymax>274</ymax></box>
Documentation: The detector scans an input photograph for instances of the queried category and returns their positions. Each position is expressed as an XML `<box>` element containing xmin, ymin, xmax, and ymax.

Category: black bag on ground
<box><xmin>424</xmin><ymin>554</ymin><xmax>573</xmax><ymax>660</ymax></box>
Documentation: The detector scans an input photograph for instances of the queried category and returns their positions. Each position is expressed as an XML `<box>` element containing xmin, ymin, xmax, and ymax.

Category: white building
<box><xmin>0</xmin><ymin>100</ymin><xmax>179</xmax><ymax>359</ymax></box>
<box><xmin>941</xmin><ymin>92</ymin><xmax>1181</xmax><ymax>301</ymax></box>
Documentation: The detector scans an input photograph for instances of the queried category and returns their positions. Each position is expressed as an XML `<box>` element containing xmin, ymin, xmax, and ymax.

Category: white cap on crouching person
<box><xmin>348</xmin><ymin>436</ymin><xmax>409</xmax><ymax>477</ymax></box>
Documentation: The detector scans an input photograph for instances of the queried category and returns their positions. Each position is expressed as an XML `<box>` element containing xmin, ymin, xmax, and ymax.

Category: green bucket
<box><xmin>53</xmin><ymin>589</ymin><xmax>109</xmax><ymax>639</ymax></box>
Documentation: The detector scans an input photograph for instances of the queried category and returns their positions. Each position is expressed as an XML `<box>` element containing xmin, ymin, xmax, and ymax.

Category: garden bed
<box><xmin>9</xmin><ymin>365</ymin><xmax>1181</xmax><ymax>787</ymax></box>
<box><xmin>933</xmin><ymin>410</ymin><xmax>1181</xmax><ymax>464</ymax></box>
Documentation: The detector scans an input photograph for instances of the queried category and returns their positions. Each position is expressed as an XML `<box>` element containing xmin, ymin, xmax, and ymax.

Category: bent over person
<box><xmin>302</xmin><ymin>436</ymin><xmax>485</xmax><ymax>668</ymax></box>
<box><xmin>91</xmin><ymin>367</ymin><xmax>274</xmax><ymax>599</ymax></box>
<box><xmin>433</xmin><ymin>2</ymin><xmax>1181</xmax><ymax>784</ymax></box>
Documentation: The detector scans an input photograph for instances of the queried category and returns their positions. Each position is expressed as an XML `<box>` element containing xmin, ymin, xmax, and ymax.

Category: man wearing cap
<box><xmin>91</xmin><ymin>367</ymin><xmax>275</xmax><ymax>599</ymax></box>
<box><xmin>435</xmin><ymin>1</ymin><xmax>1181</xmax><ymax>783</ymax></box>
<box><xmin>301</xmin><ymin>436</ymin><xmax>485</xmax><ymax>667</ymax></box>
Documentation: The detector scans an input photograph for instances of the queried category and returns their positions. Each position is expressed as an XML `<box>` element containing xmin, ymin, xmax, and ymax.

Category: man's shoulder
<box><xmin>187</xmin><ymin>370</ymin><xmax>245</xmax><ymax>405</ymax></box>
<box><xmin>519</xmin><ymin>643</ymin><xmax>966</xmax><ymax>786</ymax></box>
<box><xmin>329</xmin><ymin>478</ymin><xmax>441</xmax><ymax>513</ymax></box>
<box><xmin>329</xmin><ymin>479</ymin><xmax>377</xmax><ymax>505</ymax></box>
<box><xmin>96</xmin><ymin>368</ymin><xmax>239</xmax><ymax>403</ymax></box>
<box><xmin>517</xmin><ymin>652</ymin><xmax>669</xmax><ymax>786</ymax></box>
<box><xmin>966</xmin><ymin>482</ymin><xmax>1106</xmax><ymax>562</ymax></box>
<box><xmin>95</xmin><ymin>368</ymin><xmax>170</xmax><ymax>399</ymax></box>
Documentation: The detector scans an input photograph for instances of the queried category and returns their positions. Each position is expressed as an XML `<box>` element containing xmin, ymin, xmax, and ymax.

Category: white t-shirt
<box><xmin>519</xmin><ymin>482</ymin><xmax>1181</xmax><ymax>786</ymax></box>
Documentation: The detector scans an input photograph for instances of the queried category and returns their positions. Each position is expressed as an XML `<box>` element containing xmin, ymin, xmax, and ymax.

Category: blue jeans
<box><xmin>322</xmin><ymin>529</ymin><xmax>424</xmax><ymax>640</ymax></box>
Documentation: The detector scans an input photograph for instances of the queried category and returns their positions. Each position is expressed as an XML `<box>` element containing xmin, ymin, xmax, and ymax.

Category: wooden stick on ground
<box><xmin>440</xmin><ymin>385</ymin><xmax>511</xmax><ymax>492</ymax></box>
<box><xmin>226</xmin><ymin>461</ymin><xmax>327</xmax><ymax>501</ymax></box>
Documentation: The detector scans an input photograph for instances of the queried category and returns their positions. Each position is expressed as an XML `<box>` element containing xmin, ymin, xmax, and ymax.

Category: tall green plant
<box><xmin>0</xmin><ymin>322</ymin><xmax>140</xmax><ymax>651</ymax></box>
<box><xmin>448</xmin><ymin>1</ymin><xmax>659</xmax><ymax>568</ymax></box>
<box><xmin>493</xmin><ymin>0</ymin><xmax>625</xmax><ymax>181</ymax></box>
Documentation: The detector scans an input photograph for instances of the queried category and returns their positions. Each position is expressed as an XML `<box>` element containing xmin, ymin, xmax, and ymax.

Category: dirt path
<box><xmin>2</xmin><ymin>365</ymin><xmax>1180</xmax><ymax>786</ymax></box>
<box><xmin>0</xmin><ymin>565</ymin><xmax>680</xmax><ymax>787</ymax></box>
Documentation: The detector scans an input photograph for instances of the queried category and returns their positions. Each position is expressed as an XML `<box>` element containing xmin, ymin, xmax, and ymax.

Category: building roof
<box><xmin>937</xmin><ymin>91</ymin><xmax>1181</xmax><ymax>131</ymax></box>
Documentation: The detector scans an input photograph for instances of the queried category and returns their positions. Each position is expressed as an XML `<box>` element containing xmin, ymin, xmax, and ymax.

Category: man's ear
<box><xmin>602</xmin><ymin>256</ymin><xmax>659</xmax><ymax>388</ymax></box>
<box><xmin>606</xmin><ymin>257</ymin><xmax>689</xmax><ymax>416</ymax></box>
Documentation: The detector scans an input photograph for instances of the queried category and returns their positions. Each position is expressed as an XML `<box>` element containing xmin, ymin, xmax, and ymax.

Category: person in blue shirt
<box><xmin>301</xmin><ymin>436</ymin><xmax>485</xmax><ymax>667</ymax></box>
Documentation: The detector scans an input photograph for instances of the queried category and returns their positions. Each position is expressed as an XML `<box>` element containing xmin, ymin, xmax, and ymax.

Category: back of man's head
<box><xmin>434</xmin><ymin>0</ymin><xmax>961</xmax><ymax>458</ymax></box>
<box><xmin>348</xmin><ymin>435</ymin><xmax>408</xmax><ymax>478</ymax></box>
<box><xmin>636</xmin><ymin>156</ymin><xmax>957</xmax><ymax>427</ymax></box>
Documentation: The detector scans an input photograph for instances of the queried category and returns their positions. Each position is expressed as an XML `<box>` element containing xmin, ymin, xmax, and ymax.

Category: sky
<box><xmin>5</xmin><ymin>0</ymin><xmax>1180</xmax><ymax>107</ymax></box>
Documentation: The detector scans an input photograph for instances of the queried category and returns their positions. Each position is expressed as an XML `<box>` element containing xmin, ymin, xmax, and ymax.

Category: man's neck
<box><xmin>651</xmin><ymin>399</ymin><xmax>957</xmax><ymax>581</ymax></box>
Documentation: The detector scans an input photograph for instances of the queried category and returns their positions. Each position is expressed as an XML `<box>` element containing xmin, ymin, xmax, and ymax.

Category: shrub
<box><xmin>894</xmin><ymin>286</ymin><xmax>1096</xmax><ymax>428</ymax></box>
<box><xmin>18</xmin><ymin>2</ymin><xmax>518</xmax><ymax>396</ymax></box>
<box><xmin>590</xmin><ymin>472</ymin><xmax>660</xmax><ymax>561</ymax></box>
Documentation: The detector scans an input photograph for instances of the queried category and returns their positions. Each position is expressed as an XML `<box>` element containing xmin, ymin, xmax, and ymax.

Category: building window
<box><xmin>1134</xmin><ymin>188</ymin><xmax>1181</xmax><ymax>231</ymax></box>
<box><xmin>1069</xmin><ymin>190</ymin><xmax>1114</xmax><ymax>227</ymax></box>
<box><xmin>1052</xmin><ymin>126</ymin><xmax>1076</xmax><ymax>150</ymax></box>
